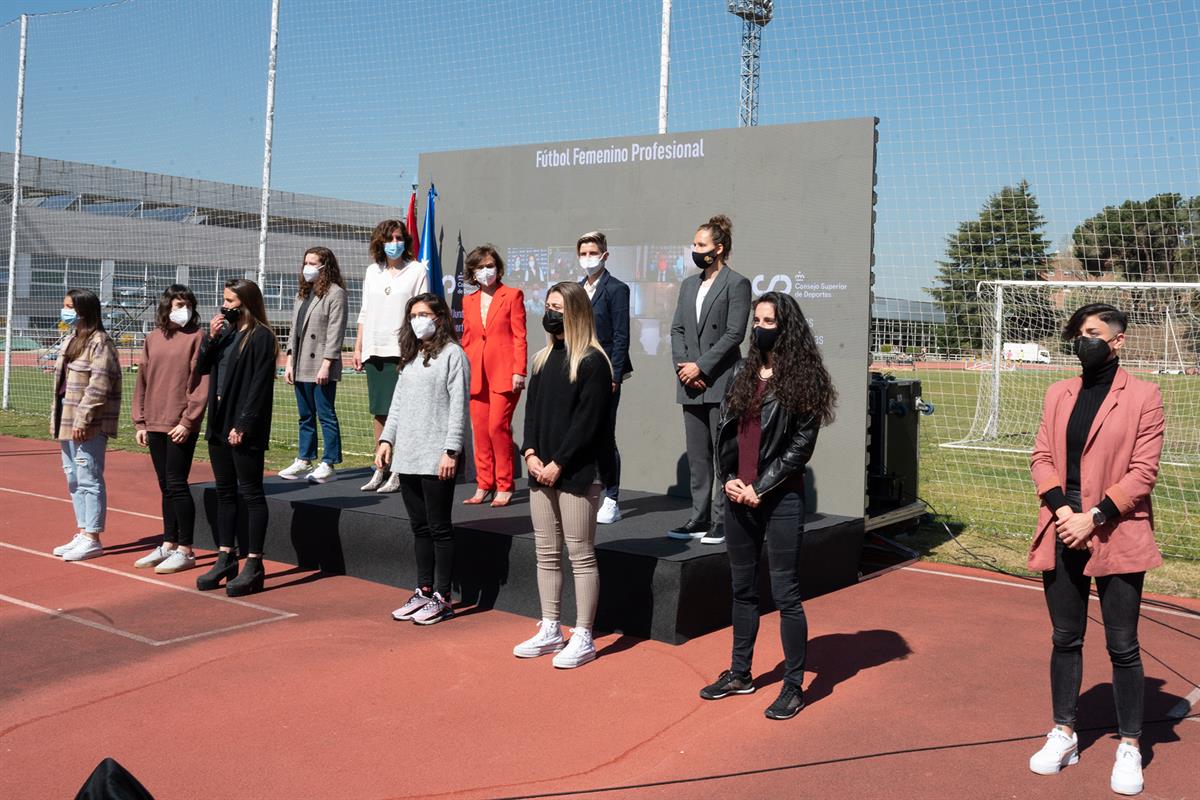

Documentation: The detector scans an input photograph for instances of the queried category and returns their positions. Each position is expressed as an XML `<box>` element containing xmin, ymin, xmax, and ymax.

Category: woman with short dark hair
<box><xmin>699</xmin><ymin>291</ymin><xmax>835</xmax><ymax>720</ymax></box>
<box><xmin>131</xmin><ymin>284</ymin><xmax>209</xmax><ymax>573</ymax></box>
<box><xmin>1027</xmin><ymin>303</ymin><xmax>1164</xmax><ymax>796</ymax></box>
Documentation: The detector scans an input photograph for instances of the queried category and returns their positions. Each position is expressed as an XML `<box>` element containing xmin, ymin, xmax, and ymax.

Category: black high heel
<box><xmin>225</xmin><ymin>556</ymin><xmax>264</xmax><ymax>597</ymax></box>
<box><xmin>196</xmin><ymin>551</ymin><xmax>239</xmax><ymax>591</ymax></box>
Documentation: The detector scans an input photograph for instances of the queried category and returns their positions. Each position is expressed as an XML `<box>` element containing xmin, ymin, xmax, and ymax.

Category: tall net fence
<box><xmin>1</xmin><ymin>0</ymin><xmax>1198</xmax><ymax>559</ymax></box>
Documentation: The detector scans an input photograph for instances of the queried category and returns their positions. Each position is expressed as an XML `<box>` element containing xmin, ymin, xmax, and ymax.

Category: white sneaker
<box><xmin>513</xmin><ymin>619</ymin><xmax>565</xmax><ymax>658</ymax></box>
<box><xmin>53</xmin><ymin>533</ymin><xmax>87</xmax><ymax>557</ymax></box>
<box><xmin>62</xmin><ymin>537</ymin><xmax>104</xmax><ymax>562</ymax></box>
<box><xmin>360</xmin><ymin>469</ymin><xmax>386</xmax><ymax>491</ymax></box>
<box><xmin>134</xmin><ymin>545</ymin><xmax>174</xmax><ymax>568</ymax></box>
<box><xmin>376</xmin><ymin>473</ymin><xmax>401</xmax><ymax>494</ymax></box>
<box><xmin>1111</xmin><ymin>742</ymin><xmax>1144</xmax><ymax>795</ymax></box>
<box><xmin>1029</xmin><ymin>727</ymin><xmax>1079</xmax><ymax>775</ymax></box>
<box><xmin>278</xmin><ymin>459</ymin><xmax>313</xmax><ymax>480</ymax></box>
<box><xmin>553</xmin><ymin>628</ymin><xmax>596</xmax><ymax>669</ymax></box>
<box><xmin>596</xmin><ymin>497</ymin><xmax>621</xmax><ymax>524</ymax></box>
<box><xmin>308</xmin><ymin>462</ymin><xmax>337</xmax><ymax>484</ymax></box>
<box><xmin>392</xmin><ymin>588</ymin><xmax>431</xmax><ymax>621</ymax></box>
<box><xmin>154</xmin><ymin>550</ymin><xmax>196</xmax><ymax>574</ymax></box>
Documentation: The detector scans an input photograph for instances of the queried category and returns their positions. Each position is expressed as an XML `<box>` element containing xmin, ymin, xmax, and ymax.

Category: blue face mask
<box><xmin>60</xmin><ymin>308</ymin><xmax>78</xmax><ymax>325</ymax></box>
<box><xmin>383</xmin><ymin>241</ymin><xmax>405</xmax><ymax>261</ymax></box>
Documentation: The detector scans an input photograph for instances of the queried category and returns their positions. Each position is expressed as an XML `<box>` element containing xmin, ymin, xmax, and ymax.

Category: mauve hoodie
<box><xmin>132</xmin><ymin>325</ymin><xmax>209</xmax><ymax>434</ymax></box>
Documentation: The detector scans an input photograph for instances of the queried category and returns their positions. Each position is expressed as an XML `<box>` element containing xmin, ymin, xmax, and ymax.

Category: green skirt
<box><xmin>364</xmin><ymin>357</ymin><xmax>402</xmax><ymax>416</ymax></box>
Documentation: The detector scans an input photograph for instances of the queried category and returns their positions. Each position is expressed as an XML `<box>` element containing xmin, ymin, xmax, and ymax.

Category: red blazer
<box><xmin>1029</xmin><ymin>366</ymin><xmax>1164</xmax><ymax>576</ymax></box>
<box><xmin>461</xmin><ymin>283</ymin><xmax>527</xmax><ymax>395</ymax></box>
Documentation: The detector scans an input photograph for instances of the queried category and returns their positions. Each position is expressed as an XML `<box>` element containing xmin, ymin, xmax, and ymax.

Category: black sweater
<box><xmin>522</xmin><ymin>340</ymin><xmax>615</xmax><ymax>494</ymax></box>
<box><xmin>1042</xmin><ymin>356</ymin><xmax>1119</xmax><ymax>520</ymax></box>
<box><xmin>197</xmin><ymin>324</ymin><xmax>277</xmax><ymax>449</ymax></box>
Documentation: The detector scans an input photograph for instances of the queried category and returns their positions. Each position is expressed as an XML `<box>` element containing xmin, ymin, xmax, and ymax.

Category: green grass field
<box><xmin>3</xmin><ymin>362</ymin><xmax>1197</xmax><ymax>597</ymax></box>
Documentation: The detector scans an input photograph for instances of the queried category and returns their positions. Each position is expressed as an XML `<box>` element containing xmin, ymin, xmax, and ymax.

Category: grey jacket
<box><xmin>670</xmin><ymin>266</ymin><xmax>751</xmax><ymax>405</ymax></box>
<box><xmin>287</xmin><ymin>283</ymin><xmax>347</xmax><ymax>383</ymax></box>
<box><xmin>379</xmin><ymin>343</ymin><xmax>470</xmax><ymax>476</ymax></box>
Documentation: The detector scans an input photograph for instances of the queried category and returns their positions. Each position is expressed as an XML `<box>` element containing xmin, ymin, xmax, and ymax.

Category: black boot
<box><xmin>225</xmin><ymin>556</ymin><xmax>264</xmax><ymax>597</ymax></box>
<box><xmin>196</xmin><ymin>550</ymin><xmax>239</xmax><ymax>591</ymax></box>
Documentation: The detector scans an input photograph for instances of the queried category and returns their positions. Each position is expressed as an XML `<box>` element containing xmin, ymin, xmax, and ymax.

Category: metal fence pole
<box><xmin>657</xmin><ymin>0</ymin><xmax>671</xmax><ymax>135</ymax></box>
<box><xmin>256</xmin><ymin>0</ymin><xmax>280</xmax><ymax>287</ymax></box>
<box><xmin>2</xmin><ymin>14</ymin><xmax>29</xmax><ymax>411</ymax></box>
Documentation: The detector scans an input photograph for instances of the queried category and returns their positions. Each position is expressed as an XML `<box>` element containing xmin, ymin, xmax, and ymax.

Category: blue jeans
<box><xmin>294</xmin><ymin>381</ymin><xmax>341</xmax><ymax>464</ymax></box>
<box><xmin>60</xmin><ymin>434</ymin><xmax>108</xmax><ymax>533</ymax></box>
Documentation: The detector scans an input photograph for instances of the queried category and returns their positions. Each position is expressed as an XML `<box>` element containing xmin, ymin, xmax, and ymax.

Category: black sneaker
<box><xmin>764</xmin><ymin>683</ymin><xmax>805</xmax><ymax>720</ymax></box>
<box><xmin>667</xmin><ymin>518</ymin><xmax>710</xmax><ymax>540</ymax></box>
<box><xmin>699</xmin><ymin>670</ymin><xmax>756</xmax><ymax>700</ymax></box>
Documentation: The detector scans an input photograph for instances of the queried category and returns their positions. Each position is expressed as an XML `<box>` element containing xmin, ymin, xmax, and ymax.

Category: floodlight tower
<box><xmin>728</xmin><ymin>0</ymin><xmax>773</xmax><ymax>127</ymax></box>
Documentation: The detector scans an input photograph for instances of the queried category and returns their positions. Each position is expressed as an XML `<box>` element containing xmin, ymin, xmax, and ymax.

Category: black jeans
<box><xmin>725</xmin><ymin>487</ymin><xmax>807</xmax><ymax>688</ymax></box>
<box><xmin>1044</xmin><ymin>537</ymin><xmax>1146</xmax><ymax>738</ymax></box>
<box><xmin>147</xmin><ymin>431</ymin><xmax>198</xmax><ymax>546</ymax></box>
<box><xmin>398</xmin><ymin>473</ymin><xmax>455</xmax><ymax>599</ymax></box>
<box><xmin>208</xmin><ymin>439</ymin><xmax>268</xmax><ymax>555</ymax></box>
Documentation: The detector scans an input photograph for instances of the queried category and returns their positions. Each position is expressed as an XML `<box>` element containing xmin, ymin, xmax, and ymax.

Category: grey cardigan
<box><xmin>669</xmin><ymin>265</ymin><xmax>752</xmax><ymax>404</ymax></box>
<box><xmin>379</xmin><ymin>343</ymin><xmax>470</xmax><ymax>476</ymax></box>
<box><xmin>286</xmin><ymin>283</ymin><xmax>347</xmax><ymax>383</ymax></box>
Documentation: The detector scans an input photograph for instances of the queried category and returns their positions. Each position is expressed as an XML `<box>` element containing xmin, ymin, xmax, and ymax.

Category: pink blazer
<box><xmin>1029</xmin><ymin>367</ymin><xmax>1164</xmax><ymax>576</ymax></box>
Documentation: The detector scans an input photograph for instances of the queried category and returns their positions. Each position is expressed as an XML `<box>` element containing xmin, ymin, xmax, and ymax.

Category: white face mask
<box><xmin>579</xmin><ymin>254</ymin><xmax>605</xmax><ymax>274</ymax></box>
<box><xmin>475</xmin><ymin>267</ymin><xmax>497</xmax><ymax>286</ymax></box>
<box><xmin>410</xmin><ymin>316</ymin><xmax>437</xmax><ymax>340</ymax></box>
<box><xmin>302</xmin><ymin>264</ymin><xmax>322</xmax><ymax>283</ymax></box>
<box><xmin>168</xmin><ymin>307</ymin><xmax>192</xmax><ymax>327</ymax></box>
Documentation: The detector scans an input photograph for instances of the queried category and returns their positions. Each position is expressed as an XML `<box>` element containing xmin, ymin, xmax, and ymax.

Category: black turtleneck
<box><xmin>1042</xmin><ymin>356</ymin><xmax>1120</xmax><ymax>521</ymax></box>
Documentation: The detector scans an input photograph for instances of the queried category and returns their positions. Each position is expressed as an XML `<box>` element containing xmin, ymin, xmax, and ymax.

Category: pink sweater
<box><xmin>132</xmin><ymin>326</ymin><xmax>209</xmax><ymax>434</ymax></box>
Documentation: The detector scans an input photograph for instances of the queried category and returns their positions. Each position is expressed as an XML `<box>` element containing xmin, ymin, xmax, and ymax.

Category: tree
<box><xmin>1072</xmin><ymin>194</ymin><xmax>1199</xmax><ymax>281</ymax></box>
<box><xmin>928</xmin><ymin>180</ymin><xmax>1050</xmax><ymax>352</ymax></box>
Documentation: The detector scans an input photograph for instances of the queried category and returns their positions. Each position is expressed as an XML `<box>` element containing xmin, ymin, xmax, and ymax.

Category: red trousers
<box><xmin>470</xmin><ymin>381</ymin><xmax>519</xmax><ymax>492</ymax></box>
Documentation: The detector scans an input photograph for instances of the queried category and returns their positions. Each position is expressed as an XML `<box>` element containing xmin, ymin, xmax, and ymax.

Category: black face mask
<box><xmin>752</xmin><ymin>326</ymin><xmax>781</xmax><ymax>353</ymax></box>
<box><xmin>220</xmin><ymin>306</ymin><xmax>242</xmax><ymax>324</ymax></box>
<box><xmin>541</xmin><ymin>310</ymin><xmax>564</xmax><ymax>335</ymax></box>
<box><xmin>692</xmin><ymin>249</ymin><xmax>719</xmax><ymax>269</ymax></box>
<box><xmin>1074</xmin><ymin>335</ymin><xmax>1112</xmax><ymax>370</ymax></box>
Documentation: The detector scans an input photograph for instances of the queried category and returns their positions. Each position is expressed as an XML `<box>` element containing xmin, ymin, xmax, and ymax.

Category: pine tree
<box><xmin>1073</xmin><ymin>193</ymin><xmax>1199</xmax><ymax>281</ymax></box>
<box><xmin>928</xmin><ymin>180</ymin><xmax>1050</xmax><ymax>352</ymax></box>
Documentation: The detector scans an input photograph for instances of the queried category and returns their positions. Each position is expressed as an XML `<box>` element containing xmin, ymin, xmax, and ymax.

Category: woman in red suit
<box><xmin>461</xmin><ymin>245</ymin><xmax>527</xmax><ymax>507</ymax></box>
<box><xmin>1026</xmin><ymin>303</ymin><xmax>1164</xmax><ymax>796</ymax></box>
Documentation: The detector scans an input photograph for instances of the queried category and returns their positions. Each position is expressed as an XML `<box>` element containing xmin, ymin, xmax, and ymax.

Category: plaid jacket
<box><xmin>50</xmin><ymin>331</ymin><xmax>123</xmax><ymax>440</ymax></box>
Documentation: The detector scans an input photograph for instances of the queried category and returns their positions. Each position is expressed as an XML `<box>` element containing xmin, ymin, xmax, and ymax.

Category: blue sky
<box><xmin>2</xmin><ymin>0</ymin><xmax>1197</xmax><ymax>299</ymax></box>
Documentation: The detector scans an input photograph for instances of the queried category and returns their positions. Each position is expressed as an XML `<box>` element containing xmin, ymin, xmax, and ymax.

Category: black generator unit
<box><xmin>867</xmin><ymin>372</ymin><xmax>930</xmax><ymax>514</ymax></box>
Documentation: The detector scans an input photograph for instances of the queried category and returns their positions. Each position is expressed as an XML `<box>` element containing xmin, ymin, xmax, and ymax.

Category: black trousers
<box><xmin>147</xmin><ymin>431</ymin><xmax>198</xmax><ymax>546</ymax></box>
<box><xmin>725</xmin><ymin>487</ymin><xmax>807</xmax><ymax>688</ymax></box>
<box><xmin>682</xmin><ymin>402</ymin><xmax>725</xmax><ymax>535</ymax></box>
<box><xmin>398</xmin><ymin>473</ymin><xmax>456</xmax><ymax>598</ymax></box>
<box><xmin>208</xmin><ymin>439</ymin><xmax>268</xmax><ymax>555</ymax></box>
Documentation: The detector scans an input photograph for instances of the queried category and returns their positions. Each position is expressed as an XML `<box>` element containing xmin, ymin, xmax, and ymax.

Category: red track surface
<box><xmin>1</xmin><ymin>435</ymin><xmax>1197</xmax><ymax>799</ymax></box>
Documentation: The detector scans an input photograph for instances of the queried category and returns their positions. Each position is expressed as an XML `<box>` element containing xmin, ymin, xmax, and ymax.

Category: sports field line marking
<box><xmin>1167</xmin><ymin>686</ymin><xmax>1200</xmax><ymax>720</ymax></box>
<box><xmin>901</xmin><ymin>566</ymin><xmax>1200</xmax><ymax>621</ymax></box>
<box><xmin>0</xmin><ymin>486</ymin><xmax>160</xmax><ymax>520</ymax></box>
<box><xmin>0</xmin><ymin>541</ymin><xmax>297</xmax><ymax>618</ymax></box>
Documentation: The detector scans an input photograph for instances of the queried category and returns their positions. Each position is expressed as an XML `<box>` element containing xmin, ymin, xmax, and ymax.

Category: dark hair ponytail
<box><xmin>698</xmin><ymin>214</ymin><xmax>733</xmax><ymax>260</ymax></box>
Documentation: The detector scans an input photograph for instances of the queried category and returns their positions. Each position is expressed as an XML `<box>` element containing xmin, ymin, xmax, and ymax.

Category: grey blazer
<box><xmin>287</xmin><ymin>283</ymin><xmax>348</xmax><ymax>383</ymax></box>
<box><xmin>670</xmin><ymin>266</ymin><xmax>752</xmax><ymax>405</ymax></box>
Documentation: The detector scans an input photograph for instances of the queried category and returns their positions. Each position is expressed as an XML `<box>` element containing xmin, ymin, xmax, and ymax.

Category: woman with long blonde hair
<box><xmin>514</xmin><ymin>282</ymin><xmax>615</xmax><ymax>669</ymax></box>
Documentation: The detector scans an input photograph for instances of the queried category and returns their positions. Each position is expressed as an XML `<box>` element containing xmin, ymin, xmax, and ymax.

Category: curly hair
<box><xmin>725</xmin><ymin>292</ymin><xmax>837</xmax><ymax>425</ymax></box>
<box><xmin>398</xmin><ymin>292</ymin><xmax>459</xmax><ymax>369</ymax></box>
<box><xmin>297</xmin><ymin>246</ymin><xmax>346</xmax><ymax>300</ymax></box>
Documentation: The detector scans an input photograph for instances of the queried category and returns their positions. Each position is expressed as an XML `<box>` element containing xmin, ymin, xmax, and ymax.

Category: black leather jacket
<box><xmin>716</xmin><ymin>360</ymin><xmax>820</xmax><ymax>497</ymax></box>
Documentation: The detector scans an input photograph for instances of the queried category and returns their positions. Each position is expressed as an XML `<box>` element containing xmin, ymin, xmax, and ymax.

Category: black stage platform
<box><xmin>191</xmin><ymin>470</ymin><xmax>865</xmax><ymax>644</ymax></box>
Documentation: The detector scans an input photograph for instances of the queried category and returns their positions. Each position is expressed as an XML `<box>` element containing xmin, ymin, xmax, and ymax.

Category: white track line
<box><xmin>0</xmin><ymin>592</ymin><xmax>161</xmax><ymax>645</ymax></box>
<box><xmin>0</xmin><ymin>486</ymin><xmax>160</xmax><ymax>520</ymax></box>
<box><xmin>0</xmin><ymin>541</ymin><xmax>296</xmax><ymax>617</ymax></box>
<box><xmin>1167</xmin><ymin>687</ymin><xmax>1200</xmax><ymax>720</ymax></box>
<box><xmin>901</xmin><ymin>566</ymin><xmax>1200</xmax><ymax>621</ymax></box>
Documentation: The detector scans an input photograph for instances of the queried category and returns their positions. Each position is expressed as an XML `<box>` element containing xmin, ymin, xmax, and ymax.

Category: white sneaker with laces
<box><xmin>376</xmin><ymin>473</ymin><xmax>401</xmax><ymax>494</ymax></box>
<box><xmin>308</xmin><ymin>462</ymin><xmax>337</xmax><ymax>484</ymax></box>
<box><xmin>278</xmin><ymin>459</ymin><xmax>313</xmax><ymax>480</ymax></box>
<box><xmin>53</xmin><ymin>533</ymin><xmax>88</xmax><ymax>557</ymax></box>
<box><xmin>513</xmin><ymin>619</ymin><xmax>565</xmax><ymax>658</ymax></box>
<box><xmin>392</xmin><ymin>589</ymin><xmax>430</xmax><ymax>621</ymax></box>
<box><xmin>154</xmin><ymin>549</ymin><xmax>196</xmax><ymax>574</ymax></box>
<box><xmin>360</xmin><ymin>469</ymin><xmax>386</xmax><ymax>491</ymax></box>
<box><xmin>134</xmin><ymin>545</ymin><xmax>174</xmax><ymax>568</ymax></box>
<box><xmin>1029</xmin><ymin>727</ymin><xmax>1079</xmax><ymax>775</ymax></box>
<box><xmin>596</xmin><ymin>497</ymin><xmax>621</xmax><ymax>524</ymax></box>
<box><xmin>553</xmin><ymin>627</ymin><xmax>596</xmax><ymax>669</ymax></box>
<box><xmin>1110</xmin><ymin>742</ymin><xmax>1143</xmax><ymax>795</ymax></box>
<box><xmin>62</xmin><ymin>536</ymin><xmax>104</xmax><ymax>562</ymax></box>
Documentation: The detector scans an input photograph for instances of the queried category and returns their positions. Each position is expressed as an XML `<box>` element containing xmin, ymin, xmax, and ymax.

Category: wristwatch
<box><xmin>1089</xmin><ymin>506</ymin><xmax>1107</xmax><ymax>527</ymax></box>
<box><xmin>445</xmin><ymin>449</ymin><xmax>458</xmax><ymax>457</ymax></box>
